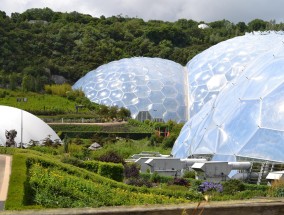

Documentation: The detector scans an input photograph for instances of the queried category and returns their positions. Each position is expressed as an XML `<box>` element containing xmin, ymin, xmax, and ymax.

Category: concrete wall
<box><xmin>1</xmin><ymin>199</ymin><xmax>284</xmax><ymax>215</ymax></box>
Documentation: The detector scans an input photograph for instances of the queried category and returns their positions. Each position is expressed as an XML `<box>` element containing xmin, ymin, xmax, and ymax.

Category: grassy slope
<box><xmin>0</xmin><ymin>90</ymin><xmax>77</xmax><ymax>113</ymax></box>
<box><xmin>1</xmin><ymin>148</ymin><xmax>200</xmax><ymax>210</ymax></box>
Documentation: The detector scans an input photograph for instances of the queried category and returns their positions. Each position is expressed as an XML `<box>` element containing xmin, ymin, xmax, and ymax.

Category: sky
<box><xmin>1</xmin><ymin>0</ymin><xmax>283</xmax><ymax>24</ymax></box>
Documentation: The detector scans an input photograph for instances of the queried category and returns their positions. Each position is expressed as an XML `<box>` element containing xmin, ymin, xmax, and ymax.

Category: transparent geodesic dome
<box><xmin>172</xmin><ymin>33</ymin><xmax>284</xmax><ymax>163</ymax></box>
<box><xmin>73</xmin><ymin>57</ymin><xmax>188</xmax><ymax>122</ymax></box>
<box><xmin>188</xmin><ymin>31</ymin><xmax>284</xmax><ymax>117</ymax></box>
<box><xmin>0</xmin><ymin>106</ymin><xmax>60</xmax><ymax>147</ymax></box>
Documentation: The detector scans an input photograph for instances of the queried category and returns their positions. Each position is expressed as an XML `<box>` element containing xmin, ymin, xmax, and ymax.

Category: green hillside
<box><xmin>0</xmin><ymin>8</ymin><xmax>280</xmax><ymax>92</ymax></box>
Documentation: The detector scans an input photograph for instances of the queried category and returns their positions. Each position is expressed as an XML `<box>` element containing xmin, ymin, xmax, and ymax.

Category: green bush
<box><xmin>222</xmin><ymin>179</ymin><xmax>245</xmax><ymax>195</ymax></box>
<box><xmin>62</xmin><ymin>158</ymin><xmax>122</xmax><ymax>182</ymax></box>
<box><xmin>98</xmin><ymin>151</ymin><xmax>125</xmax><ymax>164</ymax></box>
<box><xmin>244</xmin><ymin>183</ymin><xmax>268</xmax><ymax>192</ymax></box>
<box><xmin>98</xmin><ymin>162</ymin><xmax>124</xmax><ymax>182</ymax></box>
<box><xmin>82</xmin><ymin>160</ymin><xmax>100</xmax><ymax>173</ymax></box>
<box><xmin>60</xmin><ymin>156</ymin><xmax>83</xmax><ymax>167</ymax></box>
<box><xmin>269</xmin><ymin>180</ymin><xmax>284</xmax><ymax>197</ymax></box>
<box><xmin>150</xmin><ymin>172</ymin><xmax>173</xmax><ymax>184</ymax></box>
<box><xmin>182</xmin><ymin>170</ymin><xmax>196</xmax><ymax>179</ymax></box>
<box><xmin>211</xmin><ymin>190</ymin><xmax>267</xmax><ymax>201</ymax></box>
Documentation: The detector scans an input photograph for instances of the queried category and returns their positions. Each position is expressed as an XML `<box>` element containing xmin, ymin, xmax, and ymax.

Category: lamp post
<box><xmin>21</xmin><ymin>109</ymin><xmax>23</xmax><ymax>148</ymax></box>
<box><xmin>17</xmin><ymin>97</ymin><xmax>27</xmax><ymax>148</ymax></box>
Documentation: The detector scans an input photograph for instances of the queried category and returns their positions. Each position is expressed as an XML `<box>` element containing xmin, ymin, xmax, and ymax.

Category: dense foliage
<box><xmin>1</xmin><ymin>8</ymin><xmax>282</xmax><ymax>91</ymax></box>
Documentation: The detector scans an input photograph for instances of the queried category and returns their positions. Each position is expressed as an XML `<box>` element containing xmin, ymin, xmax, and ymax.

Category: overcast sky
<box><xmin>1</xmin><ymin>0</ymin><xmax>283</xmax><ymax>23</ymax></box>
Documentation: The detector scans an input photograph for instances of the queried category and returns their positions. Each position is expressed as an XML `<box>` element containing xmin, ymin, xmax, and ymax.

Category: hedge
<box><xmin>60</xmin><ymin>131</ymin><xmax>151</xmax><ymax>139</ymax></box>
<box><xmin>62</xmin><ymin>158</ymin><xmax>123</xmax><ymax>182</ymax></box>
<box><xmin>97</xmin><ymin>162</ymin><xmax>124</xmax><ymax>182</ymax></box>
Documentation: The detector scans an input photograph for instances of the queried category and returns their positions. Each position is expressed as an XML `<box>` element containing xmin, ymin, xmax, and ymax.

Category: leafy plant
<box><xmin>222</xmin><ymin>179</ymin><xmax>245</xmax><ymax>195</ymax></box>
<box><xmin>168</xmin><ymin>178</ymin><xmax>190</xmax><ymax>187</ymax></box>
<box><xmin>269</xmin><ymin>179</ymin><xmax>284</xmax><ymax>197</ymax></box>
<box><xmin>98</xmin><ymin>151</ymin><xmax>125</xmax><ymax>164</ymax></box>
<box><xmin>124</xmin><ymin>163</ymin><xmax>140</xmax><ymax>179</ymax></box>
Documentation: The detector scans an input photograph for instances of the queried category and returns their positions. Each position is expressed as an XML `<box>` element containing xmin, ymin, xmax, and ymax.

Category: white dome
<box><xmin>198</xmin><ymin>24</ymin><xmax>209</xmax><ymax>29</ymax></box>
<box><xmin>0</xmin><ymin>106</ymin><xmax>60</xmax><ymax>147</ymax></box>
<box><xmin>172</xmin><ymin>31</ymin><xmax>284</xmax><ymax>163</ymax></box>
<box><xmin>73</xmin><ymin>57</ymin><xmax>188</xmax><ymax>122</ymax></box>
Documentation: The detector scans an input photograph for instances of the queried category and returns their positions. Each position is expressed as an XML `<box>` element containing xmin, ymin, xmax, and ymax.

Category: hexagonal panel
<box><xmin>121</xmin><ymin>82</ymin><xmax>136</xmax><ymax>93</ymax></box>
<box><xmin>112</xmin><ymin>100</ymin><xmax>125</xmax><ymax>107</ymax></box>
<box><xmin>126</xmin><ymin>105</ymin><xmax>139</xmax><ymax>117</ymax></box>
<box><xmin>206</xmin><ymin>74</ymin><xmax>227</xmax><ymax>92</ymax></box>
<box><xmin>148</xmin><ymin>103</ymin><xmax>166</xmax><ymax>119</ymax></box>
<box><xmin>106</xmin><ymin>72</ymin><xmax>119</xmax><ymax>81</ymax></box>
<box><xmin>163</xmin><ymin>98</ymin><xmax>178</xmax><ymax>112</ymax></box>
<box><xmin>147</xmin><ymin>80</ymin><xmax>164</xmax><ymax>91</ymax></box>
<box><xmin>97</xmin><ymin>89</ymin><xmax>110</xmax><ymax>99</ymax></box>
<box><xmin>123</xmin><ymin>93</ymin><xmax>138</xmax><ymax>106</ymax></box>
<box><xmin>149</xmin><ymin>91</ymin><xmax>165</xmax><ymax>103</ymax></box>
<box><xmin>136</xmin><ymin>98</ymin><xmax>152</xmax><ymax>110</ymax></box>
<box><xmin>107</xmin><ymin>81</ymin><xmax>122</xmax><ymax>90</ymax></box>
<box><xmin>119</xmin><ymin>73</ymin><xmax>135</xmax><ymax>82</ymax></box>
<box><xmin>101</xmin><ymin>98</ymin><xmax>112</xmax><ymax>106</ymax></box>
<box><xmin>134</xmin><ymin>85</ymin><xmax>151</xmax><ymax>98</ymax></box>
<box><xmin>95</xmin><ymin>82</ymin><xmax>107</xmax><ymax>90</ymax></box>
<box><xmin>161</xmin><ymin>86</ymin><xmax>178</xmax><ymax>98</ymax></box>
<box><xmin>163</xmin><ymin>111</ymin><xmax>179</xmax><ymax>122</ymax></box>
<box><xmin>134</xmin><ymin>75</ymin><xmax>148</xmax><ymax>86</ymax></box>
<box><xmin>109</xmin><ymin>89</ymin><xmax>124</xmax><ymax>101</ymax></box>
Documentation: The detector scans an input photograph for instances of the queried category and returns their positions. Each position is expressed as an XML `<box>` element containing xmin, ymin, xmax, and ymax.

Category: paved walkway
<box><xmin>0</xmin><ymin>155</ymin><xmax>12</xmax><ymax>210</ymax></box>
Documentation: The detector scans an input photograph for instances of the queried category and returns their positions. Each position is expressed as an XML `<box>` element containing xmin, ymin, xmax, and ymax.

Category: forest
<box><xmin>0</xmin><ymin>8</ymin><xmax>283</xmax><ymax>92</ymax></box>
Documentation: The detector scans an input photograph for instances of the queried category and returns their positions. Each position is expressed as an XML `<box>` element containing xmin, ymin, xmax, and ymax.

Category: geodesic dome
<box><xmin>0</xmin><ymin>106</ymin><xmax>60</xmax><ymax>147</ymax></box>
<box><xmin>73</xmin><ymin>57</ymin><xmax>188</xmax><ymax>122</ymax></box>
<box><xmin>188</xmin><ymin>31</ymin><xmax>284</xmax><ymax>117</ymax></box>
<box><xmin>172</xmin><ymin>31</ymin><xmax>284</xmax><ymax>163</ymax></box>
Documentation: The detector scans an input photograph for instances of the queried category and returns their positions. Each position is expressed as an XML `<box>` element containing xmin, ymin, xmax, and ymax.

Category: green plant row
<box><xmin>50</xmin><ymin>122</ymin><xmax>154</xmax><ymax>133</ymax></box>
<box><xmin>59</xmin><ymin>131</ymin><xmax>152</xmax><ymax>140</ymax></box>
<box><xmin>61</xmin><ymin>157</ymin><xmax>124</xmax><ymax>182</ymax></box>
<box><xmin>128</xmin><ymin>119</ymin><xmax>155</xmax><ymax>133</ymax></box>
<box><xmin>29</xmin><ymin>163</ymin><xmax>188</xmax><ymax>208</ymax></box>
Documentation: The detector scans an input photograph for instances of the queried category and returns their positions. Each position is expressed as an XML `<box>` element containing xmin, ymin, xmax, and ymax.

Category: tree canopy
<box><xmin>0</xmin><ymin>8</ymin><xmax>283</xmax><ymax>92</ymax></box>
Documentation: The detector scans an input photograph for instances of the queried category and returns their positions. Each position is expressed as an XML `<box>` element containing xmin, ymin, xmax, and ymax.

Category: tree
<box><xmin>248</xmin><ymin>19</ymin><xmax>267</xmax><ymax>31</ymax></box>
<box><xmin>236</xmin><ymin>22</ymin><xmax>247</xmax><ymax>33</ymax></box>
<box><xmin>21</xmin><ymin>74</ymin><xmax>29</xmax><ymax>92</ymax></box>
<box><xmin>118</xmin><ymin>107</ymin><xmax>131</xmax><ymax>120</ymax></box>
<box><xmin>8</xmin><ymin>73</ymin><xmax>17</xmax><ymax>90</ymax></box>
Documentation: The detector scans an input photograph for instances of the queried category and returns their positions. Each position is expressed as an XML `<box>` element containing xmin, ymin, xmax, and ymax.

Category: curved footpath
<box><xmin>0</xmin><ymin>155</ymin><xmax>12</xmax><ymax>211</ymax></box>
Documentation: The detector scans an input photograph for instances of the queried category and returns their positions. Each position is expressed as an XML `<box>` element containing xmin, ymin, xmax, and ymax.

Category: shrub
<box><xmin>168</xmin><ymin>178</ymin><xmax>189</xmax><ymax>187</ymax></box>
<box><xmin>98</xmin><ymin>162</ymin><xmax>124</xmax><ymax>182</ymax></box>
<box><xmin>222</xmin><ymin>179</ymin><xmax>245</xmax><ymax>195</ymax></box>
<box><xmin>60</xmin><ymin>156</ymin><xmax>83</xmax><ymax>167</ymax></box>
<box><xmin>98</xmin><ymin>151</ymin><xmax>125</xmax><ymax>164</ymax></box>
<box><xmin>150</xmin><ymin>172</ymin><xmax>173</xmax><ymax>184</ymax></box>
<box><xmin>183</xmin><ymin>170</ymin><xmax>196</xmax><ymax>179</ymax></box>
<box><xmin>269</xmin><ymin>179</ymin><xmax>284</xmax><ymax>197</ymax></box>
<box><xmin>82</xmin><ymin>160</ymin><xmax>99</xmax><ymax>173</ymax></box>
<box><xmin>125</xmin><ymin>178</ymin><xmax>152</xmax><ymax>188</ymax></box>
<box><xmin>124</xmin><ymin>163</ymin><xmax>140</xmax><ymax>179</ymax></box>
